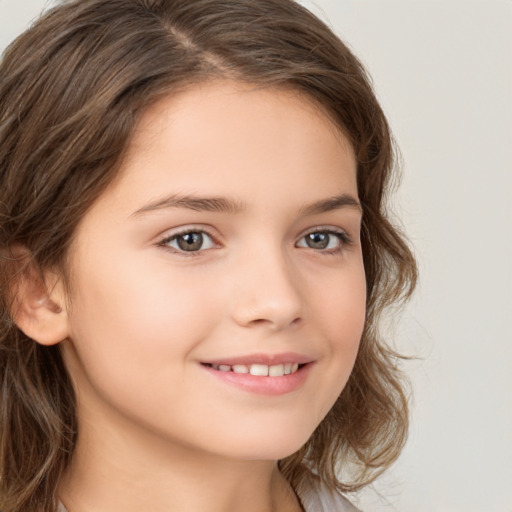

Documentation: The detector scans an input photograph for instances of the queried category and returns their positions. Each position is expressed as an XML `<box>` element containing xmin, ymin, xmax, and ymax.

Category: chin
<box><xmin>213</xmin><ymin>425</ymin><xmax>315</xmax><ymax>462</ymax></box>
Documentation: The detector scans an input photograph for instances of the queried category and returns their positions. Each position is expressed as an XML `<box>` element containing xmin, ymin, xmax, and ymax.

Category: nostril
<box><xmin>248</xmin><ymin>316</ymin><xmax>302</xmax><ymax>330</ymax></box>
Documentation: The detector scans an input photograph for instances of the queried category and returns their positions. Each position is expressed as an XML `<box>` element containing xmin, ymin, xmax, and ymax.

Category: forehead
<box><xmin>87</xmin><ymin>80</ymin><xmax>358</xmax><ymax>223</ymax></box>
<box><xmin>124</xmin><ymin>81</ymin><xmax>355</xmax><ymax>188</ymax></box>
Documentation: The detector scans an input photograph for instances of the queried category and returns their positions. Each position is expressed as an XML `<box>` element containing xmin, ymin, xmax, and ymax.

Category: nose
<box><xmin>230</xmin><ymin>246</ymin><xmax>303</xmax><ymax>331</ymax></box>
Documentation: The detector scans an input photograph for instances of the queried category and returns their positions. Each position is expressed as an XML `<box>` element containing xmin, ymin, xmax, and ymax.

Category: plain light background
<box><xmin>1</xmin><ymin>1</ymin><xmax>511</xmax><ymax>511</ymax></box>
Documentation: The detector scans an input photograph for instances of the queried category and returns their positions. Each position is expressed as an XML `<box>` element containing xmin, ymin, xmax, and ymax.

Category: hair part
<box><xmin>0</xmin><ymin>1</ymin><xmax>417</xmax><ymax>510</ymax></box>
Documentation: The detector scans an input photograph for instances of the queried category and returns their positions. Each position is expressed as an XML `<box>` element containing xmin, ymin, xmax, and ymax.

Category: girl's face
<box><xmin>61</xmin><ymin>81</ymin><xmax>366</xmax><ymax>461</ymax></box>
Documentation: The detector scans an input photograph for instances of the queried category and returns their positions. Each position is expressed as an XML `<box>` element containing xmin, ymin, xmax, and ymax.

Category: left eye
<box><xmin>160</xmin><ymin>231</ymin><xmax>216</xmax><ymax>252</ymax></box>
<box><xmin>296</xmin><ymin>230</ymin><xmax>347</xmax><ymax>251</ymax></box>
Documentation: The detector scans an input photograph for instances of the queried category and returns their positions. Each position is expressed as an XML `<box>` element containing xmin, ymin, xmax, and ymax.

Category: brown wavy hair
<box><xmin>0</xmin><ymin>0</ymin><xmax>417</xmax><ymax>510</ymax></box>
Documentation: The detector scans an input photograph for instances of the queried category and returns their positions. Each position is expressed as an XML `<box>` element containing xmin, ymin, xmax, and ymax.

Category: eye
<box><xmin>296</xmin><ymin>229</ymin><xmax>352</xmax><ymax>252</ymax></box>
<box><xmin>159</xmin><ymin>230</ymin><xmax>217</xmax><ymax>253</ymax></box>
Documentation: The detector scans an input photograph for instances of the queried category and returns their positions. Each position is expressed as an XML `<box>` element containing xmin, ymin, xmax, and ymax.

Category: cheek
<box><xmin>309</xmin><ymin>259</ymin><xmax>366</xmax><ymax>396</ymax></box>
<box><xmin>63</xmin><ymin>262</ymin><xmax>226</xmax><ymax>438</ymax></box>
<box><xmin>65</xmin><ymin>254</ymin><xmax>222</xmax><ymax>385</ymax></box>
<box><xmin>314</xmin><ymin>261</ymin><xmax>366</xmax><ymax>348</ymax></box>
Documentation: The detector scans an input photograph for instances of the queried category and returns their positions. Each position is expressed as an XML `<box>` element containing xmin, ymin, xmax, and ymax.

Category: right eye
<box><xmin>158</xmin><ymin>230</ymin><xmax>217</xmax><ymax>253</ymax></box>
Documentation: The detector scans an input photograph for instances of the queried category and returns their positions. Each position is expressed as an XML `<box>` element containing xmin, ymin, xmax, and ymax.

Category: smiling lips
<box><xmin>205</xmin><ymin>362</ymin><xmax>301</xmax><ymax>377</ymax></box>
<box><xmin>201</xmin><ymin>353</ymin><xmax>314</xmax><ymax>395</ymax></box>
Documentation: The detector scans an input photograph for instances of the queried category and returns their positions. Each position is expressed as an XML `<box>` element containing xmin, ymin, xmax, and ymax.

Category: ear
<box><xmin>10</xmin><ymin>248</ymin><xmax>69</xmax><ymax>346</ymax></box>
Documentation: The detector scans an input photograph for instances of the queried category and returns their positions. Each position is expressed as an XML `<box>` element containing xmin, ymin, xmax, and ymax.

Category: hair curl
<box><xmin>0</xmin><ymin>1</ymin><xmax>417</xmax><ymax>510</ymax></box>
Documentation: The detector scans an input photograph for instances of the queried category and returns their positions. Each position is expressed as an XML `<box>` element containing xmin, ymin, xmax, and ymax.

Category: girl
<box><xmin>0</xmin><ymin>1</ymin><xmax>417</xmax><ymax>511</ymax></box>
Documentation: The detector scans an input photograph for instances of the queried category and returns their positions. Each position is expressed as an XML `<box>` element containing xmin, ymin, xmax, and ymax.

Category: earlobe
<box><xmin>10</xmin><ymin>249</ymin><xmax>69</xmax><ymax>346</ymax></box>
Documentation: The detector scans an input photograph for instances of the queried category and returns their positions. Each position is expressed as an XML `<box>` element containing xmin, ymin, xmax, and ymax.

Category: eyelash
<box><xmin>157</xmin><ymin>227</ymin><xmax>353</xmax><ymax>257</ymax></box>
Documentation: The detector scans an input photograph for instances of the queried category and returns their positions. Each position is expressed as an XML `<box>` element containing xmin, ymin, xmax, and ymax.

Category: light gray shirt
<box><xmin>294</xmin><ymin>472</ymin><xmax>361</xmax><ymax>511</ymax></box>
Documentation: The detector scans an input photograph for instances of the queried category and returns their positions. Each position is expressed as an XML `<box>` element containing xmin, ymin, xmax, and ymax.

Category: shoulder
<box><xmin>294</xmin><ymin>472</ymin><xmax>361</xmax><ymax>512</ymax></box>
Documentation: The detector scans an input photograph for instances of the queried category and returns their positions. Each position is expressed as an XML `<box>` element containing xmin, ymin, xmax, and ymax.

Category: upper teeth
<box><xmin>210</xmin><ymin>363</ymin><xmax>300</xmax><ymax>376</ymax></box>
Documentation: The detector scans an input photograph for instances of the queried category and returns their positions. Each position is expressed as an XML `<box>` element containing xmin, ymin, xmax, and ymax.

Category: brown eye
<box><xmin>305</xmin><ymin>232</ymin><xmax>330</xmax><ymax>249</ymax></box>
<box><xmin>176</xmin><ymin>232</ymin><xmax>204</xmax><ymax>251</ymax></box>
<box><xmin>161</xmin><ymin>230</ymin><xmax>216</xmax><ymax>253</ymax></box>
<box><xmin>297</xmin><ymin>230</ymin><xmax>350</xmax><ymax>252</ymax></box>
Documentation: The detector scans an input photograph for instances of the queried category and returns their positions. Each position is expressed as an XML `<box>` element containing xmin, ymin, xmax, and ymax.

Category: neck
<box><xmin>58</xmin><ymin>414</ymin><xmax>301</xmax><ymax>512</ymax></box>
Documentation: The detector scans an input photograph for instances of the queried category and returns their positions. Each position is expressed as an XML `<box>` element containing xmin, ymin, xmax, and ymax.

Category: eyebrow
<box><xmin>299</xmin><ymin>194</ymin><xmax>362</xmax><ymax>215</ymax></box>
<box><xmin>132</xmin><ymin>193</ymin><xmax>361</xmax><ymax>217</ymax></box>
<box><xmin>132</xmin><ymin>194</ymin><xmax>245</xmax><ymax>216</ymax></box>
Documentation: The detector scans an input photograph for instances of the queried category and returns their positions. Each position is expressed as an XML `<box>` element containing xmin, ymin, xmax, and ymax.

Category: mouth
<box><xmin>201</xmin><ymin>362</ymin><xmax>306</xmax><ymax>377</ymax></box>
<box><xmin>199</xmin><ymin>355</ymin><xmax>314</xmax><ymax>395</ymax></box>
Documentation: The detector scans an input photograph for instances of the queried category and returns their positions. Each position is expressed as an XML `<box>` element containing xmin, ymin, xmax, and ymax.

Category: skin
<box><xmin>50</xmin><ymin>81</ymin><xmax>367</xmax><ymax>512</ymax></box>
